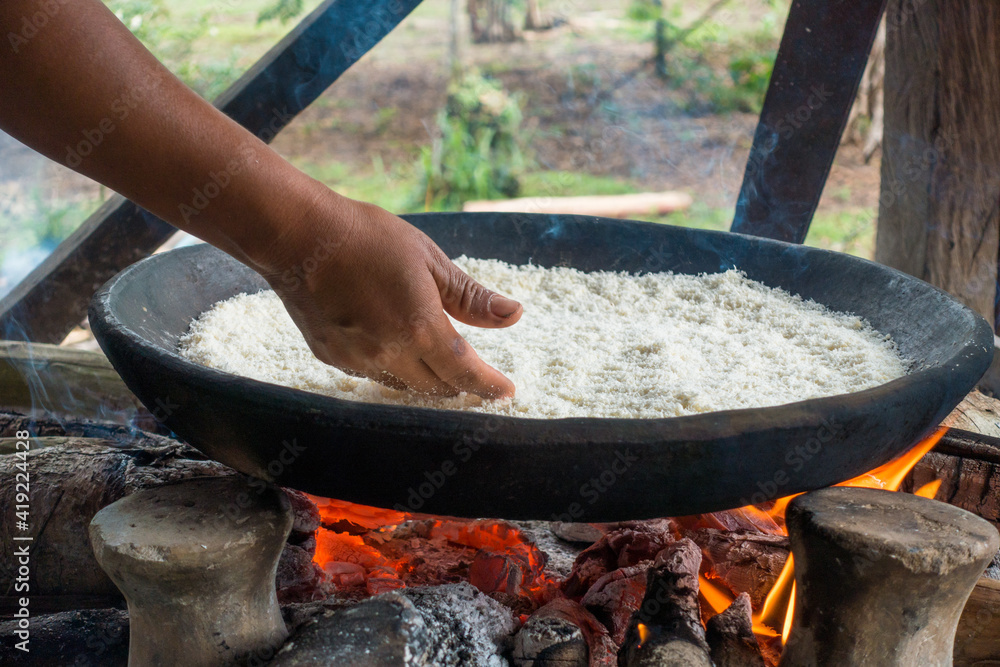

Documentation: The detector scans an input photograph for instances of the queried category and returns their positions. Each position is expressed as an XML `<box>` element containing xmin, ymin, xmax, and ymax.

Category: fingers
<box><xmin>430</xmin><ymin>251</ymin><xmax>523</xmax><ymax>329</ymax></box>
<box><xmin>372</xmin><ymin>356</ymin><xmax>457</xmax><ymax>397</ymax></box>
<box><xmin>418</xmin><ymin>319</ymin><xmax>515</xmax><ymax>400</ymax></box>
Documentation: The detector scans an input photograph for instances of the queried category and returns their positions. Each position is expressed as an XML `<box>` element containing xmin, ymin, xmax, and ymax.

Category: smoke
<box><xmin>0</xmin><ymin>129</ymin><xmax>105</xmax><ymax>299</ymax></box>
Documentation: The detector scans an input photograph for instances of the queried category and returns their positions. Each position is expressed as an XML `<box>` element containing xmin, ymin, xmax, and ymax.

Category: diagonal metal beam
<box><xmin>0</xmin><ymin>0</ymin><xmax>423</xmax><ymax>344</ymax></box>
<box><xmin>730</xmin><ymin>0</ymin><xmax>887</xmax><ymax>244</ymax></box>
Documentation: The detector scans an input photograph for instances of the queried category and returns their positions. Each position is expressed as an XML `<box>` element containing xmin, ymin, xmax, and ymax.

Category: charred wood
<box><xmin>618</xmin><ymin>539</ymin><xmax>712</xmax><ymax>667</ymax></box>
<box><xmin>513</xmin><ymin>598</ymin><xmax>617</xmax><ymax>667</ymax></box>
<box><xmin>0</xmin><ymin>608</ymin><xmax>128</xmax><ymax>666</ymax></box>
<box><xmin>688</xmin><ymin>529</ymin><xmax>788</xmax><ymax>609</ymax></box>
<box><xmin>581</xmin><ymin>564</ymin><xmax>649</xmax><ymax>645</ymax></box>
<box><xmin>705</xmin><ymin>593</ymin><xmax>765</xmax><ymax>667</ymax></box>
<box><xmin>563</xmin><ymin>520</ymin><xmax>675</xmax><ymax>598</ymax></box>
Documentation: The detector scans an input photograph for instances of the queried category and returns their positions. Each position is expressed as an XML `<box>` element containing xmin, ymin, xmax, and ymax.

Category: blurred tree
<box><xmin>468</xmin><ymin>0</ymin><xmax>518</xmax><ymax>43</ymax></box>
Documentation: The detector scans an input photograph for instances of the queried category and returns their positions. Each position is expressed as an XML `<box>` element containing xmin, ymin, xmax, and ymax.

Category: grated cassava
<box><xmin>178</xmin><ymin>258</ymin><xmax>907</xmax><ymax>419</ymax></box>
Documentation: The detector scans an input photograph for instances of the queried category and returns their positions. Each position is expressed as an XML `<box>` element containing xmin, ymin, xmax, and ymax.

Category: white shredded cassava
<box><xmin>177</xmin><ymin>258</ymin><xmax>908</xmax><ymax>419</ymax></box>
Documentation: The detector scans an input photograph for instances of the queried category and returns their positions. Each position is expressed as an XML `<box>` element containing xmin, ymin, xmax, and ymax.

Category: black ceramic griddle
<box><xmin>89</xmin><ymin>213</ymin><xmax>993</xmax><ymax>521</ymax></box>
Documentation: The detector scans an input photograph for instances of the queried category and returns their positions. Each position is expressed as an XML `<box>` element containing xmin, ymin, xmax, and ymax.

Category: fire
<box><xmin>637</xmin><ymin>622</ymin><xmax>650</xmax><ymax>646</ymax></box>
<box><xmin>308</xmin><ymin>497</ymin><xmax>556</xmax><ymax>603</ymax></box>
<box><xmin>301</xmin><ymin>428</ymin><xmax>945</xmax><ymax>654</ymax></box>
<box><xmin>750</xmin><ymin>427</ymin><xmax>947</xmax><ymax>643</ymax></box>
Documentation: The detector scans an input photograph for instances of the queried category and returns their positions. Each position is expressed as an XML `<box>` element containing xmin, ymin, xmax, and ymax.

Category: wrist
<box><xmin>244</xmin><ymin>177</ymin><xmax>358</xmax><ymax>291</ymax></box>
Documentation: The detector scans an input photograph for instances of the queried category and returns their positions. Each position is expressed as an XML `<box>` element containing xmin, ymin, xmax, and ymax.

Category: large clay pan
<box><xmin>90</xmin><ymin>213</ymin><xmax>993</xmax><ymax>520</ymax></box>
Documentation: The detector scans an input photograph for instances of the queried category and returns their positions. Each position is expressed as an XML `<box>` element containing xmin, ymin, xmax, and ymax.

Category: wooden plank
<box><xmin>730</xmin><ymin>0</ymin><xmax>887</xmax><ymax>243</ymax></box>
<box><xmin>0</xmin><ymin>0</ymin><xmax>424</xmax><ymax>344</ymax></box>
<box><xmin>956</xmin><ymin>578</ymin><xmax>1000</xmax><ymax>666</ymax></box>
<box><xmin>944</xmin><ymin>390</ymin><xmax>1000</xmax><ymax>440</ymax></box>
<box><xmin>0</xmin><ymin>340</ymin><xmax>150</xmax><ymax>425</ymax></box>
<box><xmin>462</xmin><ymin>192</ymin><xmax>693</xmax><ymax>217</ymax></box>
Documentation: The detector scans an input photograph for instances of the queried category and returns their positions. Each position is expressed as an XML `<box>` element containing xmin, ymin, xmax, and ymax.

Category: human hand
<box><xmin>262</xmin><ymin>191</ymin><xmax>522</xmax><ymax>399</ymax></box>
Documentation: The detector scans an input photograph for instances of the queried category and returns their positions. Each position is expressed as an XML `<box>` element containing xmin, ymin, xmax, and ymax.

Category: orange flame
<box><xmin>915</xmin><ymin>478</ymin><xmax>942</xmax><ymax>499</ymax></box>
<box><xmin>637</xmin><ymin>623</ymin><xmax>650</xmax><ymax>646</ymax></box>
<box><xmin>749</xmin><ymin>427</ymin><xmax>946</xmax><ymax>644</ymax></box>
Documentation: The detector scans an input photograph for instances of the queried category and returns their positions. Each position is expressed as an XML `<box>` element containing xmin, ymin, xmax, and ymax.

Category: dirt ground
<box><xmin>270</xmin><ymin>28</ymin><xmax>880</xmax><ymax>215</ymax></box>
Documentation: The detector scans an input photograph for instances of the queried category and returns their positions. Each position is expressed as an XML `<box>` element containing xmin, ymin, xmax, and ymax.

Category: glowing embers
<box><xmin>309</xmin><ymin>497</ymin><xmax>556</xmax><ymax>605</ymax></box>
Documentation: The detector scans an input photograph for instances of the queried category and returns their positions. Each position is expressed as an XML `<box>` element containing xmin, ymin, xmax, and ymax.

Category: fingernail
<box><xmin>490</xmin><ymin>295</ymin><xmax>520</xmax><ymax>318</ymax></box>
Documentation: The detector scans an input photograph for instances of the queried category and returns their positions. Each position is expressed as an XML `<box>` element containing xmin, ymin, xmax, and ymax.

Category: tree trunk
<box><xmin>523</xmin><ymin>0</ymin><xmax>543</xmax><ymax>30</ymax></box>
<box><xmin>450</xmin><ymin>0</ymin><xmax>462</xmax><ymax>79</ymax></box>
<box><xmin>468</xmin><ymin>0</ymin><xmax>518</xmax><ymax>43</ymax></box>
<box><xmin>876</xmin><ymin>0</ymin><xmax>1000</xmax><ymax>329</ymax></box>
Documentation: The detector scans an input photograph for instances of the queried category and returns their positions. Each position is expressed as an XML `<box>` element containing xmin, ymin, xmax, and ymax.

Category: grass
<box><xmin>636</xmin><ymin>205</ymin><xmax>876</xmax><ymax>258</ymax></box>
<box><xmin>804</xmin><ymin>209</ymin><xmax>876</xmax><ymax>258</ymax></box>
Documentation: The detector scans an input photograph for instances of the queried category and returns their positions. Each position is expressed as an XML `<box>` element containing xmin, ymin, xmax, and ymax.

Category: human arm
<box><xmin>0</xmin><ymin>0</ymin><xmax>522</xmax><ymax>397</ymax></box>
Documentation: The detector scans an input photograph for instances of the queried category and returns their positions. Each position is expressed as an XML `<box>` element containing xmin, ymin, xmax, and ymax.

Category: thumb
<box><xmin>434</xmin><ymin>259</ymin><xmax>523</xmax><ymax>329</ymax></box>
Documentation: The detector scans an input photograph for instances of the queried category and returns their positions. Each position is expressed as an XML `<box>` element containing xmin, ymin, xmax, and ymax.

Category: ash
<box><xmin>511</xmin><ymin>521</ymin><xmax>587</xmax><ymax>578</ymax></box>
<box><xmin>401</xmin><ymin>582</ymin><xmax>518</xmax><ymax>667</ymax></box>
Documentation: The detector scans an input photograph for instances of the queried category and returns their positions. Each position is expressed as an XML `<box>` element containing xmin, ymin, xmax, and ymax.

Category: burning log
<box><xmin>687</xmin><ymin>529</ymin><xmax>788</xmax><ymax>609</ymax></box>
<box><xmin>276</xmin><ymin>544</ymin><xmax>329</xmax><ymax>604</ymax></box>
<box><xmin>89</xmin><ymin>476</ymin><xmax>293</xmax><ymax>667</ymax></box>
<box><xmin>704</xmin><ymin>593</ymin><xmax>765</xmax><ymax>667</ymax></box>
<box><xmin>0</xmin><ymin>422</ymin><xmax>328</xmax><ymax>606</ymax></box>
<box><xmin>780</xmin><ymin>487</ymin><xmax>999</xmax><ymax>666</ymax></box>
<box><xmin>512</xmin><ymin>598</ymin><xmax>617</xmax><ymax>667</ymax></box>
<box><xmin>904</xmin><ymin>428</ymin><xmax>1000</xmax><ymax>531</ymax></box>
<box><xmin>618</xmin><ymin>539</ymin><xmax>712</xmax><ymax>667</ymax></box>
<box><xmin>580</xmin><ymin>564</ymin><xmax>649</xmax><ymax>645</ymax></box>
<box><xmin>563</xmin><ymin>519</ymin><xmax>675</xmax><ymax>598</ymax></box>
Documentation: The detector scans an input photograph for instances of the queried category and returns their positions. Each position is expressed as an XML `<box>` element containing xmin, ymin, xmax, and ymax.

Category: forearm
<box><xmin>0</xmin><ymin>0</ymin><xmax>332</xmax><ymax>271</ymax></box>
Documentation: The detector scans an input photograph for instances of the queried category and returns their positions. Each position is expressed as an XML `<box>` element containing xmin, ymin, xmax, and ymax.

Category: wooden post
<box><xmin>876</xmin><ymin>0</ymin><xmax>1000</xmax><ymax>330</ymax></box>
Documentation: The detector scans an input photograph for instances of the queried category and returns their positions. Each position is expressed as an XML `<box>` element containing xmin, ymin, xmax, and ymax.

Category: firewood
<box><xmin>512</xmin><ymin>598</ymin><xmax>589</xmax><ymax>666</ymax></box>
<box><xmin>0</xmin><ymin>409</ymin><xmax>169</xmax><ymax>440</ymax></box>
<box><xmin>511</xmin><ymin>598</ymin><xmax>617</xmax><ymax>667</ymax></box>
<box><xmin>0</xmin><ymin>341</ymin><xmax>150</xmax><ymax>425</ymax></box>
<box><xmin>563</xmin><ymin>520</ymin><xmax>675</xmax><ymax>598</ymax></box>
<box><xmin>581</xmin><ymin>564</ymin><xmax>649</xmax><ymax>645</ymax></box>
<box><xmin>904</xmin><ymin>430</ymin><xmax>1000</xmax><ymax>530</ymax></box>
<box><xmin>955</xmin><ymin>577</ymin><xmax>1000</xmax><ymax>666</ymax></box>
<box><xmin>618</xmin><ymin>539</ymin><xmax>712</xmax><ymax>666</ymax></box>
<box><xmin>687</xmin><ymin>529</ymin><xmax>788</xmax><ymax>609</ymax></box>
<box><xmin>944</xmin><ymin>391</ymin><xmax>1000</xmax><ymax>438</ymax></box>
<box><xmin>0</xmin><ymin>438</ymin><xmax>233</xmax><ymax>596</ymax></box>
<box><xmin>705</xmin><ymin>593</ymin><xmax>765</xmax><ymax>667</ymax></box>
<box><xmin>462</xmin><ymin>192</ymin><xmax>693</xmax><ymax>218</ymax></box>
